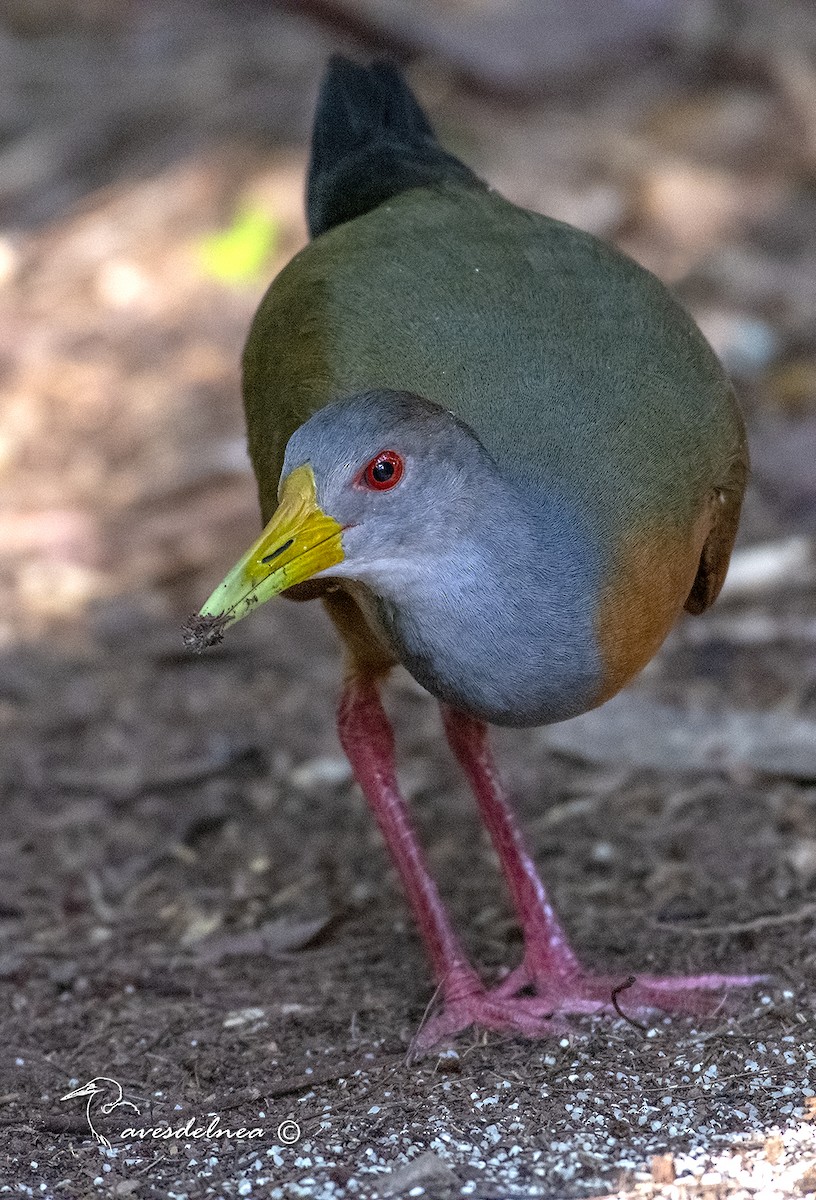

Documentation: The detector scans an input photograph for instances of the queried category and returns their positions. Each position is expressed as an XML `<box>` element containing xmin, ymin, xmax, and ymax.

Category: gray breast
<box><xmin>366</xmin><ymin>496</ymin><xmax>604</xmax><ymax>728</ymax></box>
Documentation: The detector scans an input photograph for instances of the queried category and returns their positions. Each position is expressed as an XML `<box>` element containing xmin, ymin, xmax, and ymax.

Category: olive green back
<box><xmin>243</xmin><ymin>184</ymin><xmax>742</xmax><ymax>556</ymax></box>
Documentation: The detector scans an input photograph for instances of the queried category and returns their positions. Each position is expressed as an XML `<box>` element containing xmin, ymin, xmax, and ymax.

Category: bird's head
<box><xmin>192</xmin><ymin>390</ymin><xmax>499</xmax><ymax>641</ymax></box>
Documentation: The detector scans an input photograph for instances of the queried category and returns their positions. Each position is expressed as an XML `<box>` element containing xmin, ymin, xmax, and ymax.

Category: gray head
<box><xmin>193</xmin><ymin>388</ymin><xmax>505</xmax><ymax>639</ymax></box>
<box><xmin>281</xmin><ymin>390</ymin><xmax>502</xmax><ymax>589</ymax></box>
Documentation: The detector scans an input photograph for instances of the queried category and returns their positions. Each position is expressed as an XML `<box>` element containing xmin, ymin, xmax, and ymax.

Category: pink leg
<box><xmin>438</xmin><ymin>705</ymin><xmax>765</xmax><ymax>1030</ymax></box>
<box><xmin>441</xmin><ymin>705</ymin><xmax>580</xmax><ymax>989</ymax></box>
<box><xmin>338</xmin><ymin>678</ymin><xmax>476</xmax><ymax>998</ymax></box>
<box><xmin>338</xmin><ymin>678</ymin><xmax>563</xmax><ymax>1046</ymax></box>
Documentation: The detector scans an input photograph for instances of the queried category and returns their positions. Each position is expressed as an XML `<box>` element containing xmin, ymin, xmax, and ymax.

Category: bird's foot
<box><xmin>412</xmin><ymin>963</ymin><xmax>767</xmax><ymax>1052</ymax></box>
<box><xmin>492</xmin><ymin>959</ymin><xmax>768</xmax><ymax>1021</ymax></box>
<box><xmin>411</xmin><ymin>986</ymin><xmax>567</xmax><ymax>1054</ymax></box>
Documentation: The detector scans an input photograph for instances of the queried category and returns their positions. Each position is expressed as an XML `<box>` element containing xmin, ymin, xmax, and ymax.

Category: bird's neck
<box><xmin>369</xmin><ymin>487</ymin><xmax>603</xmax><ymax>727</ymax></box>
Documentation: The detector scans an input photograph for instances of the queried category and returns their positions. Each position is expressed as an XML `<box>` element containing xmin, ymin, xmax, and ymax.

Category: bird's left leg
<box><xmin>441</xmin><ymin>705</ymin><xmax>765</xmax><ymax>1023</ymax></box>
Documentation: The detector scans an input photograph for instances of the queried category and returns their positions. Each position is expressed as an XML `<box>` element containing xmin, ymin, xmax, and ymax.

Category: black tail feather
<box><xmin>306</xmin><ymin>56</ymin><xmax>484</xmax><ymax>238</ymax></box>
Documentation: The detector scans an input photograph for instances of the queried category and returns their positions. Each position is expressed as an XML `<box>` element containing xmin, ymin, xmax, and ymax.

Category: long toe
<box><xmin>496</xmin><ymin>965</ymin><xmax>768</xmax><ymax>1020</ymax></box>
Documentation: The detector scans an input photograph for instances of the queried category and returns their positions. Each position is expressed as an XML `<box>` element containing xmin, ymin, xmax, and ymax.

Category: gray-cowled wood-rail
<box><xmin>185</xmin><ymin>56</ymin><xmax>761</xmax><ymax>1048</ymax></box>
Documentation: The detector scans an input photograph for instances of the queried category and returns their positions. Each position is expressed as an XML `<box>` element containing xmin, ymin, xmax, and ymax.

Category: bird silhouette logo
<box><xmin>60</xmin><ymin>1076</ymin><xmax>140</xmax><ymax>1149</ymax></box>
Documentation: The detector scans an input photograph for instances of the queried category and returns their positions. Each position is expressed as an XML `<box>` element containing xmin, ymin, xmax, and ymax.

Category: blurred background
<box><xmin>2</xmin><ymin>3</ymin><xmax>816</xmax><ymax>1192</ymax></box>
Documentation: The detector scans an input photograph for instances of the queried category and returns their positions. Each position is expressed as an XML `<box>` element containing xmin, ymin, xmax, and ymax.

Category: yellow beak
<box><xmin>196</xmin><ymin>463</ymin><xmax>344</xmax><ymax>635</ymax></box>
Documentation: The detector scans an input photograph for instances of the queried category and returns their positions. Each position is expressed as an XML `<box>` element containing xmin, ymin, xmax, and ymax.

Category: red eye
<box><xmin>361</xmin><ymin>450</ymin><xmax>404</xmax><ymax>491</ymax></box>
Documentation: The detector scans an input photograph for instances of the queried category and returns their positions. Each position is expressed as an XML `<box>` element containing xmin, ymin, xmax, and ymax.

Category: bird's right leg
<box><xmin>337</xmin><ymin>676</ymin><xmax>562</xmax><ymax>1049</ymax></box>
<box><xmin>338</xmin><ymin>676</ymin><xmax>477</xmax><ymax>996</ymax></box>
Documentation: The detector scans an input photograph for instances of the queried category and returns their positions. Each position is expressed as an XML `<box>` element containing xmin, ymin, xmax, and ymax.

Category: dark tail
<box><xmin>306</xmin><ymin>56</ymin><xmax>484</xmax><ymax>239</ymax></box>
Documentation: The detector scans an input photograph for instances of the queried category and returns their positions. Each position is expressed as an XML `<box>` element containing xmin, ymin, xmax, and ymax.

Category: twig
<box><xmin>610</xmin><ymin>976</ymin><xmax>648</xmax><ymax>1032</ymax></box>
<box><xmin>406</xmin><ymin>979</ymin><xmax>446</xmax><ymax>1063</ymax></box>
<box><xmin>218</xmin><ymin>1056</ymin><xmax>404</xmax><ymax>1112</ymax></box>
<box><xmin>51</xmin><ymin>744</ymin><xmax>257</xmax><ymax>802</ymax></box>
<box><xmin>653</xmin><ymin>901</ymin><xmax>816</xmax><ymax>936</ymax></box>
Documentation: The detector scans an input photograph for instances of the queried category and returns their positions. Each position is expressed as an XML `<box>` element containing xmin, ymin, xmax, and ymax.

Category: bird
<box><xmin>61</xmin><ymin>1077</ymin><xmax>140</xmax><ymax>1149</ymax></box>
<box><xmin>184</xmin><ymin>55</ymin><xmax>763</xmax><ymax>1048</ymax></box>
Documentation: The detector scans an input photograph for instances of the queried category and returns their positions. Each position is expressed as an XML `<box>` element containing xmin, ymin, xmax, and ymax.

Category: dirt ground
<box><xmin>2</xmin><ymin>2</ymin><xmax>816</xmax><ymax>1197</ymax></box>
